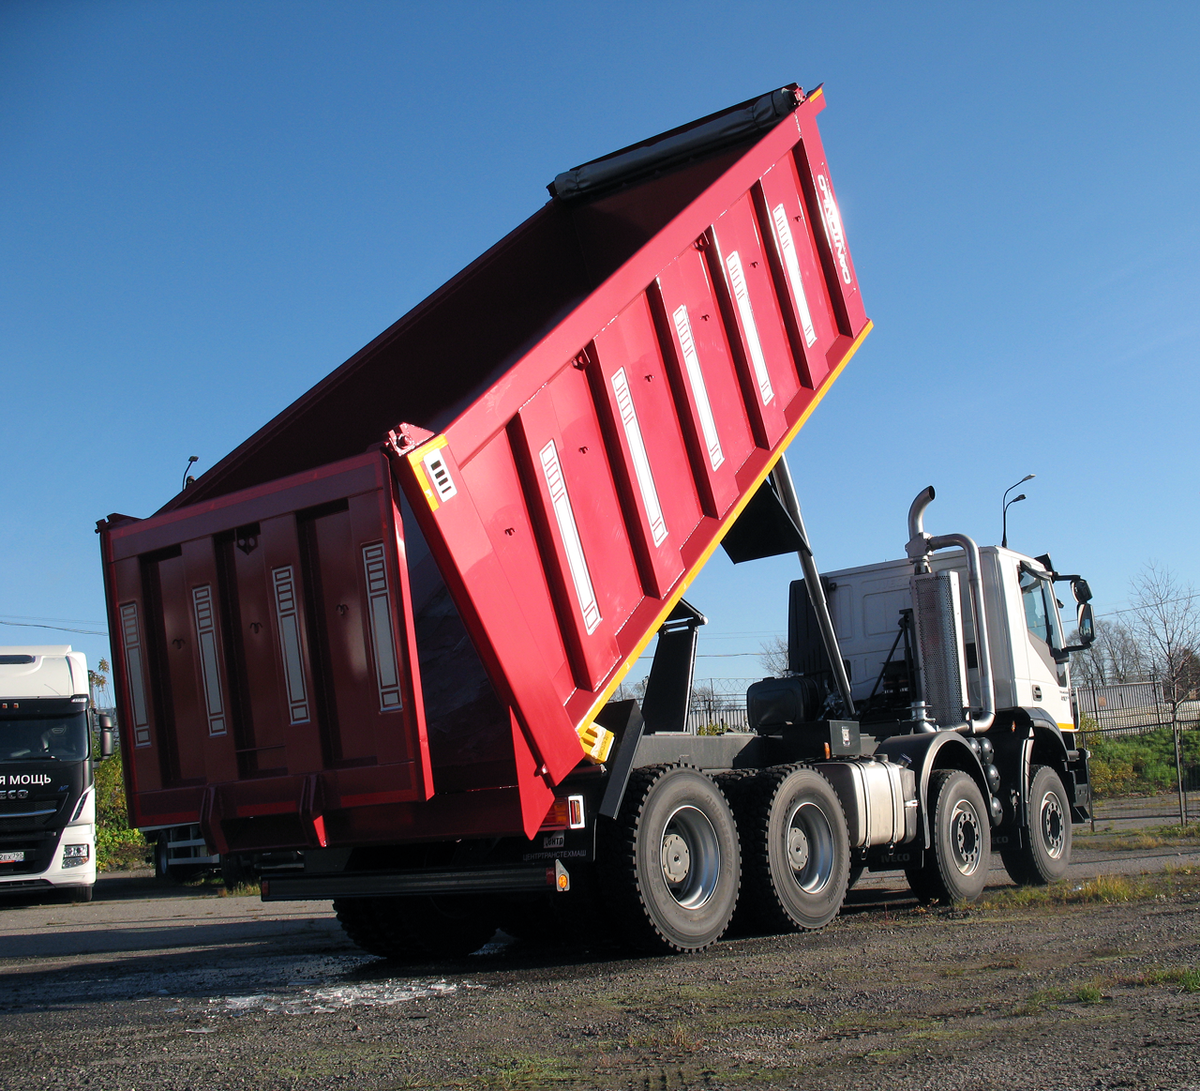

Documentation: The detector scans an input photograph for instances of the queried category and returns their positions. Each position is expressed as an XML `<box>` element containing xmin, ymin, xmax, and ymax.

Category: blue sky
<box><xmin>2</xmin><ymin>1</ymin><xmax>1198</xmax><ymax>690</ymax></box>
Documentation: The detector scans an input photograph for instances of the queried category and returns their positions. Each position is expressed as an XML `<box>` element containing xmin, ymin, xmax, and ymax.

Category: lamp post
<box><xmin>1002</xmin><ymin>473</ymin><xmax>1034</xmax><ymax>549</ymax></box>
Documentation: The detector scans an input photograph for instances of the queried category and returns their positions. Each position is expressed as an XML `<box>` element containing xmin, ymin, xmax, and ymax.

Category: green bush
<box><xmin>1081</xmin><ymin>718</ymin><xmax>1200</xmax><ymax>799</ymax></box>
<box><xmin>92</xmin><ymin>750</ymin><xmax>149</xmax><ymax>871</ymax></box>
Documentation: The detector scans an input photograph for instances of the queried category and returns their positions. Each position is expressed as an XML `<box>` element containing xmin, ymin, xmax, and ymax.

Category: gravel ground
<box><xmin>1</xmin><ymin>864</ymin><xmax>1198</xmax><ymax>1090</ymax></box>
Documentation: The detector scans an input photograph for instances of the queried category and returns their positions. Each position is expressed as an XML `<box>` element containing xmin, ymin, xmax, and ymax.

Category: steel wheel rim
<box><xmin>659</xmin><ymin>804</ymin><xmax>721</xmax><ymax>909</ymax></box>
<box><xmin>949</xmin><ymin>798</ymin><xmax>983</xmax><ymax>876</ymax></box>
<box><xmin>785</xmin><ymin>801</ymin><xmax>835</xmax><ymax>894</ymax></box>
<box><xmin>1039</xmin><ymin>790</ymin><xmax>1066</xmax><ymax>859</ymax></box>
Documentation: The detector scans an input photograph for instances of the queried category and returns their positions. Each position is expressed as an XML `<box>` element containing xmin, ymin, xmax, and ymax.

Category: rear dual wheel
<box><xmin>334</xmin><ymin>894</ymin><xmax>498</xmax><ymax>962</ymax></box>
<box><xmin>597</xmin><ymin>766</ymin><xmax>741</xmax><ymax>953</ymax></box>
<box><xmin>727</xmin><ymin>766</ymin><xmax>850</xmax><ymax>933</ymax></box>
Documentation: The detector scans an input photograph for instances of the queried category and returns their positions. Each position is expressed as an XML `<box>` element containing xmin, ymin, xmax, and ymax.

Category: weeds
<box><xmin>980</xmin><ymin>873</ymin><xmax>1160</xmax><ymax>910</ymax></box>
<box><xmin>1115</xmin><ymin>967</ymin><xmax>1200</xmax><ymax>993</ymax></box>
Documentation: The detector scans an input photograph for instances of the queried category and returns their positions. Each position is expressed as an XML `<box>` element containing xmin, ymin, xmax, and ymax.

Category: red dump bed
<box><xmin>99</xmin><ymin>86</ymin><xmax>871</xmax><ymax>850</ymax></box>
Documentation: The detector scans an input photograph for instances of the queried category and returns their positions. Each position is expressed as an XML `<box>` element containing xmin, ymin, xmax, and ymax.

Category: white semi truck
<box><xmin>0</xmin><ymin>646</ymin><xmax>110</xmax><ymax>901</ymax></box>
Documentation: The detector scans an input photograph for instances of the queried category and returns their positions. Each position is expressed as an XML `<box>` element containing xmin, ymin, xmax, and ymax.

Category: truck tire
<box><xmin>728</xmin><ymin>766</ymin><xmax>849</xmax><ymax>932</ymax></box>
<box><xmin>153</xmin><ymin>835</ymin><xmax>170</xmax><ymax>881</ymax></box>
<box><xmin>334</xmin><ymin>894</ymin><xmax>498</xmax><ymax>962</ymax></box>
<box><xmin>905</xmin><ymin>769</ymin><xmax>990</xmax><ymax>904</ymax></box>
<box><xmin>597</xmin><ymin>765</ymin><xmax>740</xmax><ymax>954</ymax></box>
<box><xmin>221</xmin><ymin>853</ymin><xmax>253</xmax><ymax>890</ymax></box>
<box><xmin>1001</xmin><ymin>765</ymin><xmax>1071</xmax><ymax>886</ymax></box>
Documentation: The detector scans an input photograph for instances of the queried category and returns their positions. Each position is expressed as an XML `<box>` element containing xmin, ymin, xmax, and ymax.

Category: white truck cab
<box><xmin>0</xmin><ymin>646</ymin><xmax>103</xmax><ymax>901</ymax></box>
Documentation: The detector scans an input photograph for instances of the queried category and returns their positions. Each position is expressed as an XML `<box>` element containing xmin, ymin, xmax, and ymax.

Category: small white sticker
<box><xmin>422</xmin><ymin>451</ymin><xmax>457</xmax><ymax>502</ymax></box>
<box><xmin>771</xmin><ymin>203</ymin><xmax>818</xmax><ymax>347</ymax></box>
<box><xmin>724</xmin><ymin>250</ymin><xmax>774</xmax><ymax>406</ymax></box>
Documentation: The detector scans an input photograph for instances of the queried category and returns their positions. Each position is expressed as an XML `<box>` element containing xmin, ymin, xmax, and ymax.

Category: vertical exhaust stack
<box><xmin>904</xmin><ymin>487</ymin><xmax>996</xmax><ymax>734</ymax></box>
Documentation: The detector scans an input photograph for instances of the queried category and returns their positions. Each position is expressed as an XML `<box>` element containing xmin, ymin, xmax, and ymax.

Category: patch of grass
<box><xmin>1010</xmin><ymin>987</ymin><xmax>1065</xmax><ymax>1016</ymax></box>
<box><xmin>1073</xmin><ymin>982</ymin><xmax>1105</xmax><ymax>1004</ymax></box>
<box><xmin>485</xmin><ymin>1053</ymin><xmax>574</xmax><ymax>1089</ymax></box>
<box><xmin>981</xmin><ymin>873</ymin><xmax>1155</xmax><ymax>910</ymax></box>
<box><xmin>1077</xmin><ymin>823</ymin><xmax>1200</xmax><ymax>852</ymax></box>
<box><xmin>218</xmin><ymin>881</ymin><xmax>262</xmax><ymax>898</ymax></box>
<box><xmin>1115</xmin><ymin>966</ymin><xmax>1200</xmax><ymax>993</ymax></box>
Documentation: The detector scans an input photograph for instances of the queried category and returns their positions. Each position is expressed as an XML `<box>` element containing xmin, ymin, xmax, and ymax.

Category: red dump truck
<box><xmin>98</xmin><ymin>85</ymin><xmax>1094</xmax><ymax>957</ymax></box>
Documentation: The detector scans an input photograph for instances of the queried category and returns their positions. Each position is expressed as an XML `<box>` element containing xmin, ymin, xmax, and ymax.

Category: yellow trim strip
<box><xmin>578</xmin><ymin>320</ymin><xmax>874</xmax><ymax>730</ymax></box>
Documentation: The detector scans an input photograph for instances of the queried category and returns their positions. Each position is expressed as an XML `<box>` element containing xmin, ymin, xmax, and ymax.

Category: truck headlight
<box><xmin>62</xmin><ymin>844</ymin><xmax>90</xmax><ymax>868</ymax></box>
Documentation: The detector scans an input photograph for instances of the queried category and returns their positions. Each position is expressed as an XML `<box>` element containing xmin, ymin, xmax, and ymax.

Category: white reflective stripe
<box><xmin>671</xmin><ymin>303</ymin><xmax>724</xmax><ymax>471</ymax></box>
<box><xmin>724</xmin><ymin>250</ymin><xmax>774</xmax><ymax>405</ymax></box>
<box><xmin>539</xmin><ymin>440</ymin><xmax>601</xmax><ymax>635</ymax></box>
<box><xmin>191</xmin><ymin>585</ymin><xmax>226</xmax><ymax>737</ymax></box>
<box><xmin>362</xmin><ymin>543</ymin><xmax>403</xmax><ymax>711</ymax></box>
<box><xmin>611</xmin><ymin>367</ymin><xmax>668</xmax><ymax>547</ymax></box>
<box><xmin>271</xmin><ymin>566</ymin><xmax>310</xmax><ymax>723</ymax></box>
<box><xmin>771</xmin><ymin>203</ymin><xmax>817</xmax><ymax>347</ymax></box>
<box><xmin>119</xmin><ymin>602</ymin><xmax>151</xmax><ymax>747</ymax></box>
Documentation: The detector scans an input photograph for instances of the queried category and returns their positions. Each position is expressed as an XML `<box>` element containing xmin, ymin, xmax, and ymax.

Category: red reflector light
<box><xmin>539</xmin><ymin>798</ymin><xmax>570</xmax><ymax>831</ymax></box>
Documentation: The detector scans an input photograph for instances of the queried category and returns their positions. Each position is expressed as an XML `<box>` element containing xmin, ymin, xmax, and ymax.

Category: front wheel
<box><xmin>906</xmin><ymin>769</ymin><xmax>991</xmax><ymax>904</ymax></box>
<box><xmin>597</xmin><ymin>766</ymin><xmax>740</xmax><ymax>954</ymax></box>
<box><xmin>1001</xmin><ymin>765</ymin><xmax>1071</xmax><ymax>885</ymax></box>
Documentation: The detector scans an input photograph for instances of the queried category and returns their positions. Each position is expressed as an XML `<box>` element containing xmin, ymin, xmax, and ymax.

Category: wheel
<box><xmin>597</xmin><ymin>765</ymin><xmax>740</xmax><ymax>953</ymax></box>
<box><xmin>153</xmin><ymin>834</ymin><xmax>170</xmax><ymax>881</ymax></box>
<box><xmin>221</xmin><ymin>853</ymin><xmax>253</xmax><ymax>889</ymax></box>
<box><xmin>1001</xmin><ymin>765</ymin><xmax>1071</xmax><ymax>886</ymax></box>
<box><xmin>729</xmin><ymin>766</ymin><xmax>850</xmax><ymax>933</ymax></box>
<box><xmin>334</xmin><ymin>894</ymin><xmax>498</xmax><ymax>961</ymax></box>
<box><xmin>68</xmin><ymin>885</ymin><xmax>94</xmax><ymax>903</ymax></box>
<box><xmin>905</xmin><ymin>769</ymin><xmax>990</xmax><ymax>904</ymax></box>
<box><xmin>847</xmin><ymin>864</ymin><xmax>865</xmax><ymax>891</ymax></box>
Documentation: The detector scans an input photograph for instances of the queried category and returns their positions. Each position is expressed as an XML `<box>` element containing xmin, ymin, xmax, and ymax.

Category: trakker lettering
<box><xmin>816</xmin><ymin>173</ymin><xmax>853</xmax><ymax>285</ymax></box>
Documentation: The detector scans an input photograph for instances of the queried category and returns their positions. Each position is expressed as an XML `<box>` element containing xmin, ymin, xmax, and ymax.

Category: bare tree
<box><xmin>1128</xmin><ymin>562</ymin><xmax>1200</xmax><ymax>824</ymax></box>
<box><xmin>1068</xmin><ymin>618</ymin><xmax>1147</xmax><ymax>688</ymax></box>
<box><xmin>758</xmin><ymin>635</ymin><xmax>791</xmax><ymax>677</ymax></box>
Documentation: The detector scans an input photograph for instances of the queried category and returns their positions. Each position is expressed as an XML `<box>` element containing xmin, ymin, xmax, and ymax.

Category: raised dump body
<box><xmin>99</xmin><ymin>86</ymin><xmax>870</xmax><ymax>872</ymax></box>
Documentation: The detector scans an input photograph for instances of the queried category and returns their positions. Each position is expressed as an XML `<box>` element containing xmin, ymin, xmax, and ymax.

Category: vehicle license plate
<box><xmin>0</xmin><ymin>851</ymin><xmax>26</xmax><ymax>863</ymax></box>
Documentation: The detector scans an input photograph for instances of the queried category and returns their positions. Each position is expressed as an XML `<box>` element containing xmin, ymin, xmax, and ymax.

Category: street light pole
<box><xmin>1002</xmin><ymin>474</ymin><xmax>1035</xmax><ymax>549</ymax></box>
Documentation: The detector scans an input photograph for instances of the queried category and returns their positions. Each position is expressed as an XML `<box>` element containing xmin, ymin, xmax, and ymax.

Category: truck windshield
<box><xmin>0</xmin><ymin>712</ymin><xmax>89</xmax><ymax>762</ymax></box>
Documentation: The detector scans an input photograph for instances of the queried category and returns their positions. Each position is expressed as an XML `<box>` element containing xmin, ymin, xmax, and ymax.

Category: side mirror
<box><xmin>1063</xmin><ymin>602</ymin><xmax>1096</xmax><ymax>655</ymax></box>
<box><xmin>97</xmin><ymin>713</ymin><xmax>115</xmax><ymax>760</ymax></box>
<box><xmin>1071</xmin><ymin>577</ymin><xmax>1093</xmax><ymax>604</ymax></box>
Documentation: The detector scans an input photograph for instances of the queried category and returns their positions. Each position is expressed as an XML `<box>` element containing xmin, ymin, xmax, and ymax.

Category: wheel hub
<box><xmin>787</xmin><ymin>825</ymin><xmax>811</xmax><ymax>871</ymax></box>
<box><xmin>950</xmin><ymin>801</ymin><xmax>981</xmax><ymax>874</ymax></box>
<box><xmin>1041</xmin><ymin>792</ymin><xmax>1065</xmax><ymax>858</ymax></box>
<box><xmin>661</xmin><ymin>832</ymin><xmax>692</xmax><ymax>885</ymax></box>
